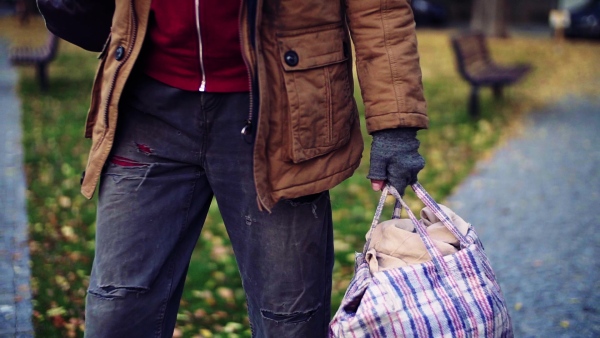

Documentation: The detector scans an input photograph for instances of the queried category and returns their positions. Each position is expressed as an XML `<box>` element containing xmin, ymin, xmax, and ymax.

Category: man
<box><xmin>37</xmin><ymin>0</ymin><xmax>427</xmax><ymax>336</ymax></box>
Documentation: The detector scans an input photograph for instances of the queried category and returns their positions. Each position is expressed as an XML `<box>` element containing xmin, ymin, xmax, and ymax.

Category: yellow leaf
<box><xmin>216</xmin><ymin>287</ymin><xmax>234</xmax><ymax>302</ymax></box>
<box><xmin>199</xmin><ymin>328</ymin><xmax>213</xmax><ymax>337</ymax></box>
<box><xmin>58</xmin><ymin>196</ymin><xmax>71</xmax><ymax>208</ymax></box>
<box><xmin>46</xmin><ymin>306</ymin><xmax>66</xmax><ymax>317</ymax></box>
<box><xmin>223</xmin><ymin>322</ymin><xmax>243</xmax><ymax>333</ymax></box>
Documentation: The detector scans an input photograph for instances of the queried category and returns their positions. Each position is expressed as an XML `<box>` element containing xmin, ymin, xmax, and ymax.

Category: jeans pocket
<box><xmin>285</xmin><ymin>191</ymin><xmax>327</xmax><ymax>206</ymax></box>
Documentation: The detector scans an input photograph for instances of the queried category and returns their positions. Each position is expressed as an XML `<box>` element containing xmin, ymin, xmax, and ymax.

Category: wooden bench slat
<box><xmin>9</xmin><ymin>34</ymin><xmax>59</xmax><ymax>90</ymax></box>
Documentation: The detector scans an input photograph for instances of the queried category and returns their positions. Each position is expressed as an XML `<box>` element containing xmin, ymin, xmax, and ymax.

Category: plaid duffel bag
<box><xmin>329</xmin><ymin>183</ymin><xmax>513</xmax><ymax>337</ymax></box>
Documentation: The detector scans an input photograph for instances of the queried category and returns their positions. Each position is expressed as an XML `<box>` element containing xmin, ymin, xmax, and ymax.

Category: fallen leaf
<box><xmin>172</xmin><ymin>327</ymin><xmax>183</xmax><ymax>338</ymax></box>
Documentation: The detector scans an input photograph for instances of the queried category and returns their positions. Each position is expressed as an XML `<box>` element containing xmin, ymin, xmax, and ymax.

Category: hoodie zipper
<box><xmin>195</xmin><ymin>0</ymin><xmax>207</xmax><ymax>91</ymax></box>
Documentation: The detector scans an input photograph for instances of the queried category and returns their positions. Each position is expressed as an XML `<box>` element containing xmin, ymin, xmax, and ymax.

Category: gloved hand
<box><xmin>368</xmin><ymin>127</ymin><xmax>425</xmax><ymax>195</ymax></box>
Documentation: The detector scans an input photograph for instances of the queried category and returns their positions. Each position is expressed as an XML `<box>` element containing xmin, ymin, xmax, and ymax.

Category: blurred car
<box><xmin>565</xmin><ymin>0</ymin><xmax>600</xmax><ymax>39</ymax></box>
<box><xmin>411</xmin><ymin>0</ymin><xmax>449</xmax><ymax>28</ymax></box>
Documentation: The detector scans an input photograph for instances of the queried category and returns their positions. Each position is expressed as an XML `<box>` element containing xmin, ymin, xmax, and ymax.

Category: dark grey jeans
<box><xmin>84</xmin><ymin>74</ymin><xmax>334</xmax><ymax>338</ymax></box>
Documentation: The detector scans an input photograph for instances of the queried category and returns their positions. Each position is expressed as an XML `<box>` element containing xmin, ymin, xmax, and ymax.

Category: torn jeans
<box><xmin>84</xmin><ymin>73</ymin><xmax>334</xmax><ymax>338</ymax></box>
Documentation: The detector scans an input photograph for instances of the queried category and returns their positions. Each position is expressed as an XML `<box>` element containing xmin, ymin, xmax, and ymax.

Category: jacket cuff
<box><xmin>366</xmin><ymin>112</ymin><xmax>429</xmax><ymax>134</ymax></box>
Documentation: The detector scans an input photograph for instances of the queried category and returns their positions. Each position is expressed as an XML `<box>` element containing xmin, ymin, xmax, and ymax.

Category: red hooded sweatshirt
<box><xmin>139</xmin><ymin>0</ymin><xmax>249</xmax><ymax>92</ymax></box>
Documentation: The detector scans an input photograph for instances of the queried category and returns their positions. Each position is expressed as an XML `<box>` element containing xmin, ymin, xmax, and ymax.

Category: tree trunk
<box><xmin>470</xmin><ymin>0</ymin><xmax>508</xmax><ymax>38</ymax></box>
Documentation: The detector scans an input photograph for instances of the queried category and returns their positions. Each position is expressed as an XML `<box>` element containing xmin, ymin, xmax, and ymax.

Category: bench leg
<box><xmin>493</xmin><ymin>85</ymin><xmax>503</xmax><ymax>99</ymax></box>
<box><xmin>469</xmin><ymin>86</ymin><xmax>480</xmax><ymax>117</ymax></box>
<box><xmin>36</xmin><ymin>63</ymin><xmax>49</xmax><ymax>91</ymax></box>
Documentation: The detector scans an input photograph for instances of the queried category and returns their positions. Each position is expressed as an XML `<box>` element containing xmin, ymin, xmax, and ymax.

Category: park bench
<box><xmin>9</xmin><ymin>33</ymin><xmax>59</xmax><ymax>90</ymax></box>
<box><xmin>451</xmin><ymin>32</ymin><xmax>531</xmax><ymax>117</ymax></box>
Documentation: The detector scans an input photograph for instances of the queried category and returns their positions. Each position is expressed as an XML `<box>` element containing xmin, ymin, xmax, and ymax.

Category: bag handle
<box><xmin>363</xmin><ymin>183</ymin><xmax>479</xmax><ymax>333</ymax></box>
<box><xmin>364</xmin><ymin>185</ymin><xmax>395</xmax><ymax>255</ymax></box>
<box><xmin>364</xmin><ymin>182</ymin><xmax>469</xmax><ymax>255</ymax></box>
<box><xmin>408</xmin><ymin>182</ymin><xmax>480</xmax><ymax>332</ymax></box>
<box><xmin>364</xmin><ymin>185</ymin><xmax>446</xmax><ymax>264</ymax></box>
<box><xmin>411</xmin><ymin>182</ymin><xmax>469</xmax><ymax>245</ymax></box>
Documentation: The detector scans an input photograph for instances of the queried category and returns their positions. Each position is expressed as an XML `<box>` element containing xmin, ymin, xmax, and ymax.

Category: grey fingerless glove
<box><xmin>368</xmin><ymin>127</ymin><xmax>425</xmax><ymax>195</ymax></box>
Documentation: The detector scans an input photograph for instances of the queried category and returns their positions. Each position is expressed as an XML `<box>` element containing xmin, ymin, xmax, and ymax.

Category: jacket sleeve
<box><xmin>345</xmin><ymin>0</ymin><xmax>428</xmax><ymax>133</ymax></box>
<box><xmin>37</xmin><ymin>0</ymin><xmax>115</xmax><ymax>52</ymax></box>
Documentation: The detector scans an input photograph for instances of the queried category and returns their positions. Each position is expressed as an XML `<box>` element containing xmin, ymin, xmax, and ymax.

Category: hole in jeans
<box><xmin>106</xmin><ymin>155</ymin><xmax>154</xmax><ymax>190</ymax></box>
<box><xmin>110</xmin><ymin>155</ymin><xmax>149</xmax><ymax>167</ymax></box>
<box><xmin>260</xmin><ymin>306</ymin><xmax>319</xmax><ymax>324</ymax></box>
<box><xmin>88</xmin><ymin>285</ymin><xmax>149</xmax><ymax>300</ymax></box>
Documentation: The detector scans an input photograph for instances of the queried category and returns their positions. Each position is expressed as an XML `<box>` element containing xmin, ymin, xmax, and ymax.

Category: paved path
<box><xmin>0</xmin><ymin>40</ymin><xmax>34</xmax><ymax>337</ymax></box>
<box><xmin>447</xmin><ymin>97</ymin><xmax>600</xmax><ymax>337</ymax></box>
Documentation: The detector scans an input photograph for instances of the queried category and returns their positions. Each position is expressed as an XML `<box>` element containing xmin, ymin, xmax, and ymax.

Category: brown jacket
<box><xmin>41</xmin><ymin>0</ymin><xmax>428</xmax><ymax>210</ymax></box>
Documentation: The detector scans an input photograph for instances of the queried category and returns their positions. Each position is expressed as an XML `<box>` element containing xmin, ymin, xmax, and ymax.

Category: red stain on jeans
<box><xmin>110</xmin><ymin>155</ymin><xmax>147</xmax><ymax>167</ymax></box>
<box><xmin>136</xmin><ymin>143</ymin><xmax>153</xmax><ymax>155</ymax></box>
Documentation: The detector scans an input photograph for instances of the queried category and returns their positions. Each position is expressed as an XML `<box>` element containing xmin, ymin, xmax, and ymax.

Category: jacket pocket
<box><xmin>277</xmin><ymin>24</ymin><xmax>356</xmax><ymax>163</ymax></box>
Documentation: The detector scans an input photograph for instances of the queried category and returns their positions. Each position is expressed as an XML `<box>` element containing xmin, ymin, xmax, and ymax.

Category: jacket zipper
<box><xmin>239</xmin><ymin>0</ymin><xmax>254</xmax><ymax>139</ymax></box>
<box><xmin>240</xmin><ymin>0</ymin><xmax>269</xmax><ymax>211</ymax></box>
<box><xmin>102</xmin><ymin>0</ymin><xmax>138</xmax><ymax>135</ymax></box>
<box><xmin>195</xmin><ymin>0</ymin><xmax>207</xmax><ymax>91</ymax></box>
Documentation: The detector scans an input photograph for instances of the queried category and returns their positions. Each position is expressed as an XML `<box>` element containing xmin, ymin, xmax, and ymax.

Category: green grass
<box><xmin>5</xmin><ymin>16</ymin><xmax>600</xmax><ymax>338</ymax></box>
